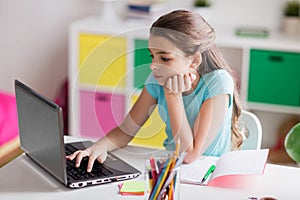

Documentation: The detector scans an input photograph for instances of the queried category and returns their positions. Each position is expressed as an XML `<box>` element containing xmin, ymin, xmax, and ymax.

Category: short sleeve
<box><xmin>144</xmin><ymin>73</ymin><xmax>159</xmax><ymax>99</ymax></box>
<box><xmin>203</xmin><ymin>70</ymin><xmax>234</xmax><ymax>107</ymax></box>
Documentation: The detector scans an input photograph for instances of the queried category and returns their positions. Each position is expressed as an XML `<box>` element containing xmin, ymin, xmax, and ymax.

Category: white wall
<box><xmin>0</xmin><ymin>0</ymin><xmax>99</xmax><ymax>98</ymax></box>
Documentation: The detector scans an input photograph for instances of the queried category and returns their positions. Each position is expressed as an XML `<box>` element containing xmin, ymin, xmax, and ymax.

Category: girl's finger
<box><xmin>172</xmin><ymin>75</ymin><xmax>178</xmax><ymax>93</ymax></box>
<box><xmin>66</xmin><ymin>150</ymin><xmax>79</xmax><ymax>160</ymax></box>
<box><xmin>178</xmin><ymin>74</ymin><xmax>185</xmax><ymax>92</ymax></box>
<box><xmin>87</xmin><ymin>152</ymin><xmax>97</xmax><ymax>172</ymax></box>
<box><xmin>185</xmin><ymin>74</ymin><xmax>192</xmax><ymax>91</ymax></box>
<box><xmin>75</xmin><ymin>151</ymin><xmax>88</xmax><ymax>168</ymax></box>
<box><xmin>97</xmin><ymin>151</ymin><xmax>108</xmax><ymax>164</ymax></box>
<box><xmin>166</xmin><ymin>77</ymin><xmax>172</xmax><ymax>92</ymax></box>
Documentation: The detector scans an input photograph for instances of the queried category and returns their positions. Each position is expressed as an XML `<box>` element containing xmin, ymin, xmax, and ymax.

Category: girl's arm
<box><xmin>106</xmin><ymin>88</ymin><xmax>158</xmax><ymax>150</ymax></box>
<box><xmin>164</xmin><ymin>75</ymin><xmax>229</xmax><ymax>163</ymax></box>
<box><xmin>163</xmin><ymin>88</ymin><xmax>194</xmax><ymax>153</ymax></box>
<box><xmin>184</xmin><ymin>94</ymin><xmax>229</xmax><ymax>163</ymax></box>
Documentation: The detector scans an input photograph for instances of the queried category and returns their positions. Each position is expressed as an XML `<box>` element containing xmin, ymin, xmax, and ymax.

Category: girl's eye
<box><xmin>161</xmin><ymin>57</ymin><xmax>170</xmax><ymax>62</ymax></box>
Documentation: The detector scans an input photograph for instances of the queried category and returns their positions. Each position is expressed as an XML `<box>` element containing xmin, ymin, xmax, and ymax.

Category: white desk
<box><xmin>1</xmin><ymin>137</ymin><xmax>300</xmax><ymax>200</ymax></box>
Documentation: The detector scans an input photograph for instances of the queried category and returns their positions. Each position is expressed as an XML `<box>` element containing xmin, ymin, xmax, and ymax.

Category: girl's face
<box><xmin>148</xmin><ymin>35</ymin><xmax>195</xmax><ymax>86</ymax></box>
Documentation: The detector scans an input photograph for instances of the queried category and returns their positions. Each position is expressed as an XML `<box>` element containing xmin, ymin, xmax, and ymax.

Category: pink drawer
<box><xmin>0</xmin><ymin>92</ymin><xmax>19</xmax><ymax>146</ymax></box>
<box><xmin>80</xmin><ymin>90</ymin><xmax>125</xmax><ymax>139</ymax></box>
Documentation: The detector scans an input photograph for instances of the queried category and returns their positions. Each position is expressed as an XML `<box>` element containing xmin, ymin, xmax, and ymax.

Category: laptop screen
<box><xmin>15</xmin><ymin>80</ymin><xmax>67</xmax><ymax>184</ymax></box>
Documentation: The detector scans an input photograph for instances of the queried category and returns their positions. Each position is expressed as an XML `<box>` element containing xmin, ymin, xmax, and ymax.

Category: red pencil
<box><xmin>149</xmin><ymin>155</ymin><xmax>158</xmax><ymax>185</ymax></box>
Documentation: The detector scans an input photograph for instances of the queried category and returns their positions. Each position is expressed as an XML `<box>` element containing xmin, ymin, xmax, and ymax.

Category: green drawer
<box><xmin>134</xmin><ymin>39</ymin><xmax>152</xmax><ymax>89</ymax></box>
<box><xmin>248</xmin><ymin>49</ymin><xmax>300</xmax><ymax>106</ymax></box>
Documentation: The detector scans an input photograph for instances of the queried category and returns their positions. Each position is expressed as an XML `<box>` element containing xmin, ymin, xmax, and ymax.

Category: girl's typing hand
<box><xmin>165</xmin><ymin>73</ymin><xmax>196</xmax><ymax>94</ymax></box>
<box><xmin>65</xmin><ymin>141</ymin><xmax>108</xmax><ymax>172</ymax></box>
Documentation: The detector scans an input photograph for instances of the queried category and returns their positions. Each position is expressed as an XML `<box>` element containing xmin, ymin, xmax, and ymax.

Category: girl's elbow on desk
<box><xmin>182</xmin><ymin>146</ymin><xmax>202</xmax><ymax>164</ymax></box>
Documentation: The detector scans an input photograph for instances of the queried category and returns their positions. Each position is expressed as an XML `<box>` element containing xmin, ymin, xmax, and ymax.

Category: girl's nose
<box><xmin>150</xmin><ymin>63</ymin><xmax>158</xmax><ymax>71</ymax></box>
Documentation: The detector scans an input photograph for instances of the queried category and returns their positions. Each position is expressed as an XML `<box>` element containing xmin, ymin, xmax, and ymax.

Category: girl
<box><xmin>67</xmin><ymin>9</ymin><xmax>243</xmax><ymax>172</ymax></box>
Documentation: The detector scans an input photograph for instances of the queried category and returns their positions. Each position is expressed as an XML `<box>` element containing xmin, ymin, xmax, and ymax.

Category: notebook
<box><xmin>14</xmin><ymin>79</ymin><xmax>141</xmax><ymax>188</ymax></box>
<box><xmin>180</xmin><ymin>149</ymin><xmax>269</xmax><ymax>186</ymax></box>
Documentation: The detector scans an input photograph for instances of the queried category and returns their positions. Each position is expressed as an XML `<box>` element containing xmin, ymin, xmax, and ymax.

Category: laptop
<box><xmin>14</xmin><ymin>79</ymin><xmax>141</xmax><ymax>188</ymax></box>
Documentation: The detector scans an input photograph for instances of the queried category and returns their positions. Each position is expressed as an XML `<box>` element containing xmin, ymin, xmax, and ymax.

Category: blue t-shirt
<box><xmin>145</xmin><ymin>69</ymin><xmax>234</xmax><ymax>156</ymax></box>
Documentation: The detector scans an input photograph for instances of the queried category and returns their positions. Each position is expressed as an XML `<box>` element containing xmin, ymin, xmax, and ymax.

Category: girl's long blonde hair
<box><xmin>150</xmin><ymin>10</ymin><xmax>243</xmax><ymax>149</ymax></box>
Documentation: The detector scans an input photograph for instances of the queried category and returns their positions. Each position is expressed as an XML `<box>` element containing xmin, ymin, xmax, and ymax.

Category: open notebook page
<box><xmin>180</xmin><ymin>149</ymin><xmax>269</xmax><ymax>185</ymax></box>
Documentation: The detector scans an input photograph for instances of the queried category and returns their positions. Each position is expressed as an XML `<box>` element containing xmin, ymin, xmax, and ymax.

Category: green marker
<box><xmin>201</xmin><ymin>164</ymin><xmax>216</xmax><ymax>184</ymax></box>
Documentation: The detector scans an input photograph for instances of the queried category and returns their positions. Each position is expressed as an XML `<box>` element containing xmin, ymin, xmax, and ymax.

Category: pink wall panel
<box><xmin>80</xmin><ymin>90</ymin><xmax>125</xmax><ymax>139</ymax></box>
<box><xmin>0</xmin><ymin>92</ymin><xmax>19</xmax><ymax>146</ymax></box>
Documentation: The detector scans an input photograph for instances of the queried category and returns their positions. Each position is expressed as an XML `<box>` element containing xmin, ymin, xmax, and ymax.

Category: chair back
<box><xmin>240</xmin><ymin>110</ymin><xmax>262</xmax><ymax>150</ymax></box>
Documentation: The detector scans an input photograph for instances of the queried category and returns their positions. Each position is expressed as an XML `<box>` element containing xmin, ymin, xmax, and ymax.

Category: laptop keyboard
<box><xmin>65</xmin><ymin>143</ymin><xmax>113</xmax><ymax>181</ymax></box>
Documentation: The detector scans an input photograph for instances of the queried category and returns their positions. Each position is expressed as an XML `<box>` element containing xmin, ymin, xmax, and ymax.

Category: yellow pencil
<box><xmin>175</xmin><ymin>139</ymin><xmax>180</xmax><ymax>158</ymax></box>
<box><xmin>168</xmin><ymin>140</ymin><xmax>180</xmax><ymax>200</ymax></box>
<box><xmin>151</xmin><ymin>157</ymin><xmax>173</xmax><ymax>200</ymax></box>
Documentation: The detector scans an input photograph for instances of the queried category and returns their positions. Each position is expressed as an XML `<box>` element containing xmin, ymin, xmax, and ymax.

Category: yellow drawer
<box><xmin>129</xmin><ymin>94</ymin><xmax>166</xmax><ymax>149</ymax></box>
<box><xmin>79</xmin><ymin>33</ymin><xmax>127</xmax><ymax>88</ymax></box>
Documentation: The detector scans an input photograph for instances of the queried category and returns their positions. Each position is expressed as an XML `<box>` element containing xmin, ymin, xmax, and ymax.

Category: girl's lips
<box><xmin>153</xmin><ymin>75</ymin><xmax>162</xmax><ymax>79</ymax></box>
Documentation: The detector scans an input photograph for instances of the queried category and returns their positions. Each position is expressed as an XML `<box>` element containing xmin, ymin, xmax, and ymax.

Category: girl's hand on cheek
<box><xmin>165</xmin><ymin>73</ymin><xmax>196</xmax><ymax>94</ymax></box>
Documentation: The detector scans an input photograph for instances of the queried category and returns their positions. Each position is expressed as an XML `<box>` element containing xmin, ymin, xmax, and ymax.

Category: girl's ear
<box><xmin>190</xmin><ymin>52</ymin><xmax>202</xmax><ymax>69</ymax></box>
